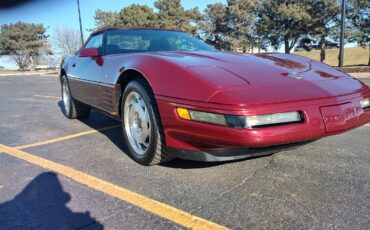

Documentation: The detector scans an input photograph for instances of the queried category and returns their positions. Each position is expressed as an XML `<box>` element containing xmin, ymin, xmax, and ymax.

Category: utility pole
<box><xmin>77</xmin><ymin>0</ymin><xmax>84</xmax><ymax>46</ymax></box>
<box><xmin>338</xmin><ymin>0</ymin><xmax>346</xmax><ymax>67</ymax></box>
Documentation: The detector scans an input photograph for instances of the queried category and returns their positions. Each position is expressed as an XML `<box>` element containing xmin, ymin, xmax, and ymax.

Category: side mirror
<box><xmin>79</xmin><ymin>47</ymin><xmax>99</xmax><ymax>57</ymax></box>
<box><xmin>78</xmin><ymin>47</ymin><xmax>104</xmax><ymax>66</ymax></box>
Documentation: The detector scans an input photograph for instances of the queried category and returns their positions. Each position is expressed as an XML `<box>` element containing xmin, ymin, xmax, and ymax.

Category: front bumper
<box><xmin>168</xmin><ymin>140</ymin><xmax>315</xmax><ymax>162</ymax></box>
<box><xmin>156</xmin><ymin>92</ymin><xmax>370</xmax><ymax>154</ymax></box>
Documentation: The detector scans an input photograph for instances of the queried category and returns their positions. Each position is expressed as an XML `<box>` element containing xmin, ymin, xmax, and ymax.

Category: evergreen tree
<box><xmin>0</xmin><ymin>22</ymin><xmax>48</xmax><ymax>70</ymax></box>
<box><xmin>347</xmin><ymin>0</ymin><xmax>370</xmax><ymax>65</ymax></box>
<box><xmin>307</xmin><ymin>0</ymin><xmax>340</xmax><ymax>62</ymax></box>
<box><xmin>154</xmin><ymin>0</ymin><xmax>200</xmax><ymax>34</ymax></box>
<box><xmin>93</xmin><ymin>1</ymin><xmax>200</xmax><ymax>35</ymax></box>
<box><xmin>200</xmin><ymin>1</ymin><xmax>258</xmax><ymax>52</ymax></box>
<box><xmin>257</xmin><ymin>0</ymin><xmax>312</xmax><ymax>53</ymax></box>
<box><xmin>199</xmin><ymin>3</ymin><xmax>229</xmax><ymax>50</ymax></box>
<box><xmin>94</xmin><ymin>9</ymin><xmax>119</xmax><ymax>28</ymax></box>
<box><xmin>116</xmin><ymin>4</ymin><xmax>157</xmax><ymax>28</ymax></box>
<box><xmin>226</xmin><ymin>0</ymin><xmax>258</xmax><ymax>52</ymax></box>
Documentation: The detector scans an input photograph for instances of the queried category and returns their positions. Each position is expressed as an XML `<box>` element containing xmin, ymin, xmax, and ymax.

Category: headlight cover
<box><xmin>189</xmin><ymin>110</ymin><xmax>227</xmax><ymax>126</ymax></box>
<box><xmin>176</xmin><ymin>108</ymin><xmax>227</xmax><ymax>126</ymax></box>
<box><xmin>360</xmin><ymin>98</ymin><xmax>370</xmax><ymax>109</ymax></box>
<box><xmin>244</xmin><ymin>112</ymin><xmax>302</xmax><ymax>128</ymax></box>
<box><xmin>176</xmin><ymin>108</ymin><xmax>303</xmax><ymax>128</ymax></box>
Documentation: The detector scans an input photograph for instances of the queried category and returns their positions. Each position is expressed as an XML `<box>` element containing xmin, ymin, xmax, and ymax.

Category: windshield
<box><xmin>104</xmin><ymin>29</ymin><xmax>216</xmax><ymax>54</ymax></box>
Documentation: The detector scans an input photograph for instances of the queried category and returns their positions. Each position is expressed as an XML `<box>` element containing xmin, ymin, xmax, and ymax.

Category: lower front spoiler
<box><xmin>167</xmin><ymin>140</ymin><xmax>316</xmax><ymax>162</ymax></box>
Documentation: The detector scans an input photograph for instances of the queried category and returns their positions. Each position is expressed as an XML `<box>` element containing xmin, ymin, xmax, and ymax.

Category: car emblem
<box><xmin>288</xmin><ymin>71</ymin><xmax>303</xmax><ymax>79</ymax></box>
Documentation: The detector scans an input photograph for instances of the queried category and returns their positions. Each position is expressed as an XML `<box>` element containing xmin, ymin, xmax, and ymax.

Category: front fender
<box><xmin>104</xmin><ymin>54</ymin><xmax>220</xmax><ymax>102</ymax></box>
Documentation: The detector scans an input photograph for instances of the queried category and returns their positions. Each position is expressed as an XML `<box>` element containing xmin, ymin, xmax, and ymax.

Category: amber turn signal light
<box><xmin>176</xmin><ymin>108</ymin><xmax>191</xmax><ymax>120</ymax></box>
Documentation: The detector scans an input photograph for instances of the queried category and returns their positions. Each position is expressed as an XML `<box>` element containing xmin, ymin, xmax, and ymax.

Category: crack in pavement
<box><xmin>185</xmin><ymin>155</ymin><xmax>277</xmax><ymax>220</ymax></box>
<box><xmin>219</xmin><ymin>154</ymin><xmax>276</xmax><ymax>197</ymax></box>
<box><xmin>261</xmin><ymin>194</ymin><xmax>320</xmax><ymax>225</ymax></box>
<box><xmin>189</xmin><ymin>205</ymin><xmax>203</xmax><ymax>215</ymax></box>
<box><xmin>75</xmin><ymin>220</ymin><xmax>100</xmax><ymax>230</ymax></box>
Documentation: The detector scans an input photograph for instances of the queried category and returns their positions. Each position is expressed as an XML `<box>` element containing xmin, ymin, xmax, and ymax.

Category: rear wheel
<box><xmin>61</xmin><ymin>75</ymin><xmax>90</xmax><ymax>119</ymax></box>
<box><xmin>121</xmin><ymin>79</ymin><xmax>173</xmax><ymax>165</ymax></box>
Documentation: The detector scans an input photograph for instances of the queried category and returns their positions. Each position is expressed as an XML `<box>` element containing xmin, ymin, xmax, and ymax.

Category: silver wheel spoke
<box><xmin>124</xmin><ymin>91</ymin><xmax>152</xmax><ymax>155</ymax></box>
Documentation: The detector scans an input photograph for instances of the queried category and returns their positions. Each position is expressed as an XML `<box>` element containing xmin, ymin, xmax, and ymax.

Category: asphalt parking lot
<box><xmin>1</xmin><ymin>74</ymin><xmax>369</xmax><ymax>230</ymax></box>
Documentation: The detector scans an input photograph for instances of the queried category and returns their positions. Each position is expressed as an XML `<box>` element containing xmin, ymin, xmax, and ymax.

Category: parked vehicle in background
<box><xmin>323</xmin><ymin>40</ymin><xmax>340</xmax><ymax>49</ymax></box>
<box><xmin>295</xmin><ymin>38</ymin><xmax>339</xmax><ymax>52</ymax></box>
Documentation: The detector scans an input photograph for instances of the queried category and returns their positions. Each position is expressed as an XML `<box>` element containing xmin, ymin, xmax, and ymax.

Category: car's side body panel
<box><xmin>64</xmin><ymin>32</ymin><xmax>107</xmax><ymax>112</ymax></box>
<box><xmin>98</xmin><ymin>83</ymin><xmax>117</xmax><ymax>115</ymax></box>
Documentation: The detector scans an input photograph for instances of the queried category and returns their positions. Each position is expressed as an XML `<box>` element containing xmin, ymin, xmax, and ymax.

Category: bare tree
<box><xmin>10</xmin><ymin>51</ymin><xmax>29</xmax><ymax>70</ymax></box>
<box><xmin>53</xmin><ymin>27</ymin><xmax>81</xmax><ymax>57</ymax></box>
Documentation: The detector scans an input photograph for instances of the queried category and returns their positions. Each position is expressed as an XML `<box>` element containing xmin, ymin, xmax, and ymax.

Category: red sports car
<box><xmin>60</xmin><ymin>27</ymin><xmax>370</xmax><ymax>165</ymax></box>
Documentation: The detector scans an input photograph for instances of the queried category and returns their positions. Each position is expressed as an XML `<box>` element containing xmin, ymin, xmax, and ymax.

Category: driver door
<box><xmin>68</xmin><ymin>33</ymin><xmax>103</xmax><ymax>108</ymax></box>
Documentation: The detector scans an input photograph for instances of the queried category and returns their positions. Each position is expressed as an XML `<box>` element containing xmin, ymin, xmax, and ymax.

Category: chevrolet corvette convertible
<box><xmin>60</xmin><ymin>27</ymin><xmax>370</xmax><ymax>165</ymax></box>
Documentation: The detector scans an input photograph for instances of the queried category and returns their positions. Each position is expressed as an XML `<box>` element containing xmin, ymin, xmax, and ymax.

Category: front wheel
<box><xmin>121</xmin><ymin>79</ymin><xmax>173</xmax><ymax>165</ymax></box>
<box><xmin>61</xmin><ymin>75</ymin><xmax>90</xmax><ymax>119</ymax></box>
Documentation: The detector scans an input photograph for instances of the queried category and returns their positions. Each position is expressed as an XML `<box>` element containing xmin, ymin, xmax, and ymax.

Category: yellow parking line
<box><xmin>0</xmin><ymin>144</ymin><xmax>228</xmax><ymax>230</ymax></box>
<box><xmin>33</xmin><ymin>94</ymin><xmax>61</xmax><ymax>99</ymax></box>
<box><xmin>365</xmin><ymin>123</ymin><xmax>370</xmax><ymax>127</ymax></box>
<box><xmin>15</xmin><ymin>124</ymin><xmax>121</xmax><ymax>150</ymax></box>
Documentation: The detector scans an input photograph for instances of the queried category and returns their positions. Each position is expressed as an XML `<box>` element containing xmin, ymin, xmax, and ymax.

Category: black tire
<box><xmin>61</xmin><ymin>75</ymin><xmax>90</xmax><ymax>119</ymax></box>
<box><xmin>121</xmin><ymin>79</ymin><xmax>173</xmax><ymax>165</ymax></box>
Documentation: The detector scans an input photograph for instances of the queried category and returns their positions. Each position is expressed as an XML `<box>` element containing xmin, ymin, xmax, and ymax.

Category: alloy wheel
<box><xmin>124</xmin><ymin>91</ymin><xmax>152</xmax><ymax>155</ymax></box>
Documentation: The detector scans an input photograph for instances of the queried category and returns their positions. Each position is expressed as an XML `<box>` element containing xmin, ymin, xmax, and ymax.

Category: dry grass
<box><xmin>349</xmin><ymin>72</ymin><xmax>370</xmax><ymax>78</ymax></box>
<box><xmin>293</xmin><ymin>47</ymin><xmax>369</xmax><ymax>67</ymax></box>
<box><xmin>0</xmin><ymin>70</ymin><xmax>59</xmax><ymax>75</ymax></box>
<box><xmin>0</xmin><ymin>69</ymin><xmax>20</xmax><ymax>74</ymax></box>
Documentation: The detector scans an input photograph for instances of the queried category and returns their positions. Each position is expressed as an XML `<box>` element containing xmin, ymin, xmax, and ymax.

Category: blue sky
<box><xmin>0</xmin><ymin>0</ymin><xmax>354</xmax><ymax>69</ymax></box>
<box><xmin>0</xmin><ymin>0</ymin><xmax>226</xmax><ymax>68</ymax></box>
<box><xmin>0</xmin><ymin>0</ymin><xmax>226</xmax><ymax>38</ymax></box>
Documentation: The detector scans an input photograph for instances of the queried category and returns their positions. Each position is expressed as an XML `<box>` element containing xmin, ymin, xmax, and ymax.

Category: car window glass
<box><xmin>107</xmin><ymin>35</ymin><xmax>150</xmax><ymax>51</ymax></box>
<box><xmin>85</xmin><ymin>34</ymin><xmax>103</xmax><ymax>49</ymax></box>
<box><xmin>166</xmin><ymin>37</ymin><xmax>199</xmax><ymax>51</ymax></box>
<box><xmin>105</xmin><ymin>29</ymin><xmax>215</xmax><ymax>55</ymax></box>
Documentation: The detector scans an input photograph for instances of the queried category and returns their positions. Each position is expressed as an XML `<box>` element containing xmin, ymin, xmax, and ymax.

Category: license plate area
<box><xmin>320</xmin><ymin>103</ymin><xmax>358</xmax><ymax>133</ymax></box>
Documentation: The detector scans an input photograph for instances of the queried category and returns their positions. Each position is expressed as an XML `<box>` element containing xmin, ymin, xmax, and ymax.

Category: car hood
<box><xmin>151</xmin><ymin>51</ymin><xmax>367</xmax><ymax>105</ymax></box>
